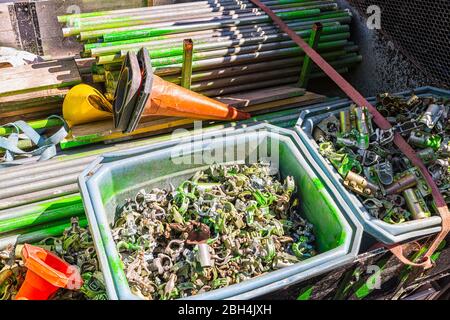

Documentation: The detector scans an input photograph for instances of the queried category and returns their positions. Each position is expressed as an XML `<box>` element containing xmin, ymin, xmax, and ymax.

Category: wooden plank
<box><xmin>244</xmin><ymin>91</ymin><xmax>325</xmax><ymax>113</ymax></box>
<box><xmin>0</xmin><ymin>103</ymin><xmax>61</xmax><ymax>118</ymax></box>
<box><xmin>0</xmin><ymin>59</ymin><xmax>81</xmax><ymax>97</ymax></box>
<box><xmin>0</xmin><ymin>109</ymin><xmax>62</xmax><ymax>126</ymax></box>
<box><xmin>0</xmin><ymin>87</ymin><xmax>68</xmax><ymax>108</ymax></box>
<box><xmin>216</xmin><ymin>85</ymin><xmax>306</xmax><ymax>108</ymax></box>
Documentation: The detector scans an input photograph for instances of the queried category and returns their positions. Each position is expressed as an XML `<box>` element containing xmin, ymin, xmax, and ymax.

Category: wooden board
<box><xmin>0</xmin><ymin>87</ymin><xmax>68</xmax><ymax>108</ymax></box>
<box><xmin>0</xmin><ymin>58</ymin><xmax>81</xmax><ymax>97</ymax></box>
<box><xmin>215</xmin><ymin>86</ymin><xmax>305</xmax><ymax>108</ymax></box>
<box><xmin>0</xmin><ymin>109</ymin><xmax>62</xmax><ymax>126</ymax></box>
<box><xmin>0</xmin><ymin>103</ymin><xmax>61</xmax><ymax>118</ymax></box>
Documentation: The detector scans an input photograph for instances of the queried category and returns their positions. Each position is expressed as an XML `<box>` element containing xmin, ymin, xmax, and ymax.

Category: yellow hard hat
<box><xmin>63</xmin><ymin>84</ymin><xmax>112</xmax><ymax>127</ymax></box>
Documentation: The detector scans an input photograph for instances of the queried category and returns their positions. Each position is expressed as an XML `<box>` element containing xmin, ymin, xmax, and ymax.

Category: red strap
<box><xmin>248</xmin><ymin>0</ymin><xmax>450</xmax><ymax>268</ymax></box>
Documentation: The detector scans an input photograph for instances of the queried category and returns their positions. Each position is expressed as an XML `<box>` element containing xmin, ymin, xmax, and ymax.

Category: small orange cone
<box><xmin>15</xmin><ymin>244</ymin><xmax>83</xmax><ymax>300</ymax></box>
<box><xmin>141</xmin><ymin>75</ymin><xmax>251</xmax><ymax>121</ymax></box>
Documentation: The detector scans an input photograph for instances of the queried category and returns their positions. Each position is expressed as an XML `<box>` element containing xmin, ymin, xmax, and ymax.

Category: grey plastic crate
<box><xmin>295</xmin><ymin>86</ymin><xmax>449</xmax><ymax>245</ymax></box>
<box><xmin>79</xmin><ymin>123</ymin><xmax>362</xmax><ymax>300</ymax></box>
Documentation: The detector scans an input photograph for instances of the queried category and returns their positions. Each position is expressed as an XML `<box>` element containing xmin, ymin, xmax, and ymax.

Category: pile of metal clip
<box><xmin>314</xmin><ymin>93</ymin><xmax>449</xmax><ymax>224</ymax></box>
<box><xmin>0</xmin><ymin>217</ymin><xmax>107</xmax><ymax>300</ymax></box>
<box><xmin>112</xmin><ymin>162</ymin><xmax>316</xmax><ymax>300</ymax></box>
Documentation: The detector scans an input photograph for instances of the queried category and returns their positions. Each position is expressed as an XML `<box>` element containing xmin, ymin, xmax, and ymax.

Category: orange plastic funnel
<box><xmin>15</xmin><ymin>244</ymin><xmax>83</xmax><ymax>300</ymax></box>
<box><xmin>141</xmin><ymin>75</ymin><xmax>250</xmax><ymax>121</ymax></box>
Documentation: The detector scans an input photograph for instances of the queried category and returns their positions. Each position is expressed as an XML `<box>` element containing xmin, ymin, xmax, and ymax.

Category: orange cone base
<box><xmin>14</xmin><ymin>244</ymin><xmax>83</xmax><ymax>300</ymax></box>
<box><xmin>15</xmin><ymin>270</ymin><xmax>60</xmax><ymax>300</ymax></box>
<box><xmin>142</xmin><ymin>75</ymin><xmax>250</xmax><ymax>121</ymax></box>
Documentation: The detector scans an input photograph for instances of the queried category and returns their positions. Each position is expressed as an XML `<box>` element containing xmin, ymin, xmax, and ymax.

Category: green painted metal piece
<box><xmin>272</xmin><ymin>1</ymin><xmax>337</xmax><ymax>10</ymax></box>
<box><xmin>297</xmin><ymin>285</ymin><xmax>313</xmax><ymax>300</ymax></box>
<box><xmin>0</xmin><ymin>218</ymin><xmax>88</xmax><ymax>250</ymax></box>
<box><xmin>0</xmin><ymin>194</ymin><xmax>84</xmax><ymax>234</ymax></box>
<box><xmin>354</xmin><ymin>258</ymin><xmax>389</xmax><ymax>299</ymax></box>
<box><xmin>276</xmin><ymin>0</ymin><xmax>320</xmax><ymax>4</ymax></box>
<box><xmin>298</xmin><ymin>22</ymin><xmax>323</xmax><ymax>88</ymax></box>
<box><xmin>180</xmin><ymin>39</ymin><xmax>194</xmax><ymax>89</ymax></box>
<box><xmin>333</xmin><ymin>265</ymin><xmax>361</xmax><ymax>299</ymax></box>
<box><xmin>0</xmin><ymin>139</ymin><xmax>34</xmax><ymax>156</ymax></box>
<box><xmin>427</xmin><ymin>134</ymin><xmax>442</xmax><ymax>150</ymax></box>
<box><xmin>60</xmin><ymin>1</ymin><xmax>244</xmax><ymax>25</ymax></box>
<box><xmin>0</xmin><ymin>118</ymin><xmax>64</xmax><ymax>136</ymax></box>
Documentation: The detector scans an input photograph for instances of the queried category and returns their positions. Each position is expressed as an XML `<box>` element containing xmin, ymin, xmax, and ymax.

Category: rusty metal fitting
<box><xmin>408</xmin><ymin>131</ymin><xmax>442</xmax><ymax>150</ymax></box>
<box><xmin>375</xmin><ymin>160</ymin><xmax>394</xmax><ymax>185</ymax></box>
<box><xmin>416</xmin><ymin>147</ymin><xmax>437</xmax><ymax>164</ymax></box>
<box><xmin>354</xmin><ymin>107</ymin><xmax>370</xmax><ymax>150</ymax></box>
<box><xmin>349</xmin><ymin>104</ymin><xmax>358</xmax><ymax>128</ymax></box>
<box><xmin>386</xmin><ymin>194</ymin><xmax>405</xmax><ymax>207</ymax></box>
<box><xmin>339</xmin><ymin>110</ymin><xmax>352</xmax><ymax>134</ymax></box>
<box><xmin>403</xmin><ymin>188</ymin><xmax>431</xmax><ymax>220</ymax></box>
<box><xmin>385</xmin><ymin>173</ymin><xmax>417</xmax><ymax>195</ymax></box>
<box><xmin>336</xmin><ymin>136</ymin><xmax>358</xmax><ymax>148</ymax></box>
<box><xmin>406</xmin><ymin>94</ymin><xmax>421</xmax><ymax>108</ymax></box>
<box><xmin>316</xmin><ymin>115</ymin><xmax>339</xmax><ymax>137</ymax></box>
<box><xmin>439</xmin><ymin>140</ymin><xmax>450</xmax><ymax>156</ymax></box>
<box><xmin>408</xmin><ymin>131</ymin><xmax>430</xmax><ymax>148</ymax></box>
<box><xmin>343</xmin><ymin>171</ymin><xmax>380</xmax><ymax>197</ymax></box>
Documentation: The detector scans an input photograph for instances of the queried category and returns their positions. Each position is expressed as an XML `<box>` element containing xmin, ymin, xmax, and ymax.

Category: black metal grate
<box><xmin>347</xmin><ymin>0</ymin><xmax>450</xmax><ymax>87</ymax></box>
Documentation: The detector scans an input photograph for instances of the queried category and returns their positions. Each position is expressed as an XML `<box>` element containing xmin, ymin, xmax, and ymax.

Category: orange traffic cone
<box><xmin>114</xmin><ymin>48</ymin><xmax>250</xmax><ymax>133</ymax></box>
<box><xmin>142</xmin><ymin>75</ymin><xmax>251</xmax><ymax>120</ymax></box>
<box><xmin>15</xmin><ymin>244</ymin><xmax>83</xmax><ymax>300</ymax></box>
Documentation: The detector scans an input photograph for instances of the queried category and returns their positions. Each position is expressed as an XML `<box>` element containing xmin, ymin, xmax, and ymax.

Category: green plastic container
<box><xmin>79</xmin><ymin>123</ymin><xmax>362</xmax><ymax>300</ymax></box>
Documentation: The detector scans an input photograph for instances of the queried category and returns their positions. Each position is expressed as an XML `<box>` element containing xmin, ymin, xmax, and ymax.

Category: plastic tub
<box><xmin>79</xmin><ymin>123</ymin><xmax>362</xmax><ymax>300</ymax></box>
<box><xmin>295</xmin><ymin>86</ymin><xmax>448</xmax><ymax>245</ymax></box>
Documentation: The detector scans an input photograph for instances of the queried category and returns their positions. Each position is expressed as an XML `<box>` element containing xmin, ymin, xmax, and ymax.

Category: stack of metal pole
<box><xmin>59</xmin><ymin>0</ymin><xmax>361</xmax><ymax>97</ymax></box>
